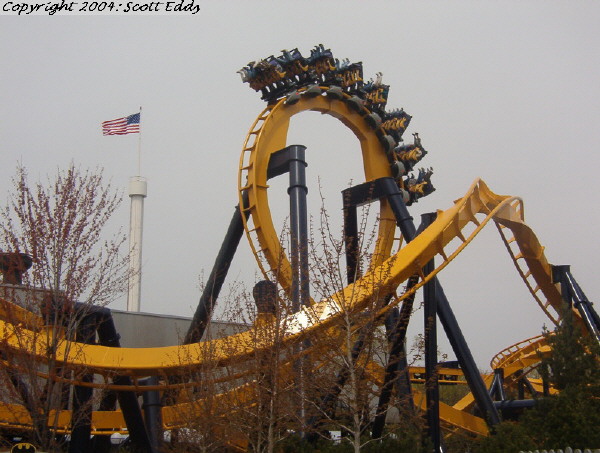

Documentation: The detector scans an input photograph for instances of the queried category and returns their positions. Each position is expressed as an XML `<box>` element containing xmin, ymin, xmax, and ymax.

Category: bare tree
<box><xmin>0</xmin><ymin>163</ymin><xmax>130</xmax><ymax>450</ymax></box>
<box><xmin>298</xmin><ymin>201</ymin><xmax>386</xmax><ymax>452</ymax></box>
<box><xmin>162</xmin><ymin>337</ymin><xmax>236</xmax><ymax>453</ymax></box>
<box><xmin>162</xmin><ymin>277</ymin><xmax>297</xmax><ymax>453</ymax></box>
<box><xmin>163</xmin><ymin>190</ymin><xmax>425</xmax><ymax>452</ymax></box>
<box><xmin>218</xmin><ymin>281</ymin><xmax>297</xmax><ymax>453</ymax></box>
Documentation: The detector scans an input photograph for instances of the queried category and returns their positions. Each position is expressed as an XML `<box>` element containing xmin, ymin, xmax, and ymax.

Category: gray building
<box><xmin>110</xmin><ymin>309</ymin><xmax>246</xmax><ymax>347</ymax></box>
<box><xmin>0</xmin><ymin>281</ymin><xmax>247</xmax><ymax>348</ymax></box>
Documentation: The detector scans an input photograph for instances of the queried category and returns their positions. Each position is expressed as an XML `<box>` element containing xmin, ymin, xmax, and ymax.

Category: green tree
<box><xmin>520</xmin><ymin>308</ymin><xmax>600</xmax><ymax>448</ymax></box>
<box><xmin>540</xmin><ymin>308</ymin><xmax>600</xmax><ymax>393</ymax></box>
<box><xmin>476</xmin><ymin>308</ymin><xmax>600</xmax><ymax>452</ymax></box>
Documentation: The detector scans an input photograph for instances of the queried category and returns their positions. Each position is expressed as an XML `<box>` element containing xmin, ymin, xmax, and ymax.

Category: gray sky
<box><xmin>1</xmin><ymin>1</ymin><xmax>599</xmax><ymax>367</ymax></box>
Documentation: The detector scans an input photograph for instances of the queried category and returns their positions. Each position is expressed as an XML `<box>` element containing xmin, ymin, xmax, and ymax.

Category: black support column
<box><xmin>552</xmin><ymin>264</ymin><xmax>600</xmax><ymax>344</ymax></box>
<box><xmin>287</xmin><ymin>145</ymin><xmax>310</xmax><ymax>312</ymax></box>
<box><xmin>377</xmin><ymin>177</ymin><xmax>500</xmax><ymax>426</ymax></box>
<box><xmin>95</xmin><ymin>308</ymin><xmax>154</xmax><ymax>453</ymax></box>
<box><xmin>371</xmin><ymin>277</ymin><xmax>418</xmax><ymax>439</ymax></box>
<box><xmin>142</xmin><ymin>376</ymin><xmax>163</xmax><ymax>453</ymax></box>
<box><xmin>269</xmin><ymin>145</ymin><xmax>311</xmax><ymax>435</ymax></box>
<box><xmin>422</xmin><ymin>212</ymin><xmax>441</xmax><ymax>452</ymax></box>
<box><xmin>184</xmin><ymin>192</ymin><xmax>249</xmax><ymax>345</ymax></box>
<box><xmin>69</xmin><ymin>313</ymin><xmax>96</xmax><ymax>453</ymax></box>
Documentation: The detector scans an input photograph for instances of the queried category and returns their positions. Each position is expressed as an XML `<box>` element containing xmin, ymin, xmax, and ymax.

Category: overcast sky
<box><xmin>2</xmin><ymin>1</ymin><xmax>599</xmax><ymax>367</ymax></box>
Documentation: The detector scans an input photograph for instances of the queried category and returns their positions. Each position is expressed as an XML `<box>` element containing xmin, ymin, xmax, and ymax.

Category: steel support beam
<box><xmin>265</xmin><ymin>144</ymin><xmax>312</xmax><ymax>309</ymax></box>
<box><xmin>343</xmin><ymin>203</ymin><xmax>359</xmax><ymax>284</ymax></box>
<box><xmin>286</xmin><ymin>145</ymin><xmax>310</xmax><ymax>435</ymax></box>
<box><xmin>433</xmin><ymin>279</ymin><xmax>500</xmax><ymax>425</ymax></box>
<box><xmin>341</xmin><ymin>180</ymin><xmax>390</xmax><ymax>285</ymax></box>
<box><xmin>489</xmin><ymin>369</ymin><xmax>507</xmax><ymax>401</ymax></box>
<box><xmin>377</xmin><ymin>177</ymin><xmax>501</xmax><ymax>426</ymax></box>
<box><xmin>371</xmin><ymin>277</ymin><xmax>418</xmax><ymax>439</ymax></box>
<box><xmin>270</xmin><ymin>145</ymin><xmax>311</xmax><ymax>435</ymax></box>
<box><xmin>142</xmin><ymin>377</ymin><xmax>163</xmax><ymax>453</ymax></box>
<box><xmin>342</xmin><ymin>181</ymin><xmax>439</xmax><ymax>439</ymax></box>
<box><xmin>184</xmin><ymin>192</ymin><xmax>249</xmax><ymax>344</ymax></box>
<box><xmin>422</xmin><ymin>213</ymin><xmax>441</xmax><ymax>452</ymax></box>
<box><xmin>552</xmin><ymin>264</ymin><xmax>600</xmax><ymax>344</ymax></box>
<box><xmin>493</xmin><ymin>399</ymin><xmax>536</xmax><ymax>410</ymax></box>
<box><xmin>69</xmin><ymin>313</ymin><xmax>96</xmax><ymax>453</ymax></box>
<box><xmin>94</xmin><ymin>307</ymin><xmax>154</xmax><ymax>453</ymax></box>
<box><xmin>278</xmin><ymin>145</ymin><xmax>310</xmax><ymax>311</ymax></box>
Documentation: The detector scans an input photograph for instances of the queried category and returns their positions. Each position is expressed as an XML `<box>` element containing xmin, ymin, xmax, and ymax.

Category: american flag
<box><xmin>102</xmin><ymin>113</ymin><xmax>140</xmax><ymax>136</ymax></box>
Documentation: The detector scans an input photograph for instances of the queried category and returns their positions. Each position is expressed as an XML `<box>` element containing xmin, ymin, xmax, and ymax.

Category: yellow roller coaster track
<box><xmin>0</xmin><ymin>178</ymin><xmax>578</xmax><ymax>433</ymax></box>
<box><xmin>0</xmin><ymin>179</ymin><xmax>569</xmax><ymax>378</ymax></box>
<box><xmin>237</xmin><ymin>87</ymin><xmax>398</xmax><ymax>296</ymax></box>
<box><xmin>0</xmin><ymin>86</ymin><xmax>580</xmax><ymax>438</ymax></box>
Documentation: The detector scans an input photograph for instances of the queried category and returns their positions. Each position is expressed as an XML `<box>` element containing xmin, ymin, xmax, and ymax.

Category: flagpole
<box><xmin>127</xmin><ymin>106</ymin><xmax>146</xmax><ymax>312</ymax></box>
<box><xmin>137</xmin><ymin>106</ymin><xmax>142</xmax><ymax>176</ymax></box>
<box><xmin>103</xmin><ymin>109</ymin><xmax>146</xmax><ymax>312</ymax></box>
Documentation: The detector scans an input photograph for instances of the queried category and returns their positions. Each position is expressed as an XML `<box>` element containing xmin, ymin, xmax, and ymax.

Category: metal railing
<box><xmin>520</xmin><ymin>448</ymin><xmax>600</xmax><ymax>453</ymax></box>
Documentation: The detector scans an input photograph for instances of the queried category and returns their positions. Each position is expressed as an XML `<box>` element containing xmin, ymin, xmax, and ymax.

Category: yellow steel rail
<box><xmin>365</xmin><ymin>361</ymin><xmax>489</xmax><ymax>436</ymax></box>
<box><xmin>0</xmin><ymin>178</ymin><xmax>581</xmax><ymax>437</ymax></box>
<box><xmin>0</xmin><ymin>180</ymin><xmax>574</xmax><ymax>378</ymax></box>
<box><xmin>237</xmin><ymin>87</ymin><xmax>397</xmax><ymax>298</ymax></box>
<box><xmin>0</xmin><ymin>86</ymin><xmax>583</xmax><ymax>442</ymax></box>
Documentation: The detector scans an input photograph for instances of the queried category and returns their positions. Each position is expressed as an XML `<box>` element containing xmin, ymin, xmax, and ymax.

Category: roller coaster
<box><xmin>0</xmin><ymin>45</ymin><xmax>599</xmax><ymax>452</ymax></box>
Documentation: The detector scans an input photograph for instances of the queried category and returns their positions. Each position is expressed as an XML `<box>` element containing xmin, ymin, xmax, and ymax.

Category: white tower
<box><xmin>127</xmin><ymin>176</ymin><xmax>147</xmax><ymax>312</ymax></box>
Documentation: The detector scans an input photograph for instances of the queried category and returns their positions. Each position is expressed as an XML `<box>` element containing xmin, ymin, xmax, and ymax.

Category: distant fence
<box><xmin>520</xmin><ymin>448</ymin><xmax>600</xmax><ymax>453</ymax></box>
